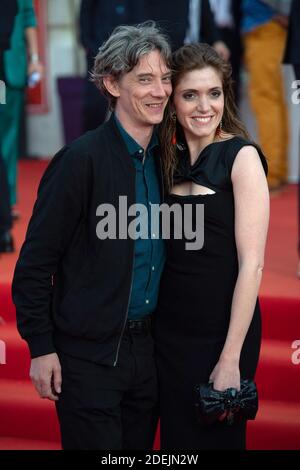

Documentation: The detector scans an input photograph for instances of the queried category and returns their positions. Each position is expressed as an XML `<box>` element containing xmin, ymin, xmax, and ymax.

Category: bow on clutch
<box><xmin>194</xmin><ymin>379</ymin><xmax>258</xmax><ymax>426</ymax></box>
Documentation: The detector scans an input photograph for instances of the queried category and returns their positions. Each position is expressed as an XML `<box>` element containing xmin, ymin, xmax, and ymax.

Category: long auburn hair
<box><xmin>160</xmin><ymin>43</ymin><xmax>249</xmax><ymax>191</ymax></box>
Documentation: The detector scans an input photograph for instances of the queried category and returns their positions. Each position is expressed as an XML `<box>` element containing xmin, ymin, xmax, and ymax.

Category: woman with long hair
<box><xmin>155</xmin><ymin>43</ymin><xmax>269</xmax><ymax>449</ymax></box>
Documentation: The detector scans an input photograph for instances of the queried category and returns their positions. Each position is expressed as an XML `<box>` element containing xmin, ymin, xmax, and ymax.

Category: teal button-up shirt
<box><xmin>115</xmin><ymin>115</ymin><xmax>166</xmax><ymax>319</ymax></box>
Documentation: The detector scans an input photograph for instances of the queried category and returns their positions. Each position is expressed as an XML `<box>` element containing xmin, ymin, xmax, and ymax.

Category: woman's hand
<box><xmin>27</xmin><ymin>60</ymin><xmax>44</xmax><ymax>80</ymax></box>
<box><xmin>209</xmin><ymin>357</ymin><xmax>240</xmax><ymax>392</ymax></box>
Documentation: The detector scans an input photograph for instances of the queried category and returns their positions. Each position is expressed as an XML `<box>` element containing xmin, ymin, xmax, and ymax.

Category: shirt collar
<box><xmin>114</xmin><ymin>113</ymin><xmax>159</xmax><ymax>157</ymax></box>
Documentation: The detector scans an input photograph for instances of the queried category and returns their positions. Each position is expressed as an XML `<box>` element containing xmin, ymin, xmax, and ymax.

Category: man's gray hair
<box><xmin>90</xmin><ymin>21</ymin><xmax>172</xmax><ymax>109</ymax></box>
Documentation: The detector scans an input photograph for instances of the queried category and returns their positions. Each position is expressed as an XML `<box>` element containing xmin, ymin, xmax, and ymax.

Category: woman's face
<box><xmin>173</xmin><ymin>66</ymin><xmax>224</xmax><ymax>142</ymax></box>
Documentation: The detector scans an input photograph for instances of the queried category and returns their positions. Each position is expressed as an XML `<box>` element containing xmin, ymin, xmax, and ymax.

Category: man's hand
<box><xmin>30</xmin><ymin>352</ymin><xmax>62</xmax><ymax>401</ymax></box>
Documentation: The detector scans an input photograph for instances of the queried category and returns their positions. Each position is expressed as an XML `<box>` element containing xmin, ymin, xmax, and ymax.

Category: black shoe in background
<box><xmin>0</xmin><ymin>231</ymin><xmax>14</xmax><ymax>253</ymax></box>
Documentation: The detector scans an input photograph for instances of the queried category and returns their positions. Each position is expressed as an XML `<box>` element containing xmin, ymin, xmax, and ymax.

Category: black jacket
<box><xmin>283</xmin><ymin>0</ymin><xmax>300</xmax><ymax>65</ymax></box>
<box><xmin>145</xmin><ymin>0</ymin><xmax>220</xmax><ymax>51</ymax></box>
<box><xmin>0</xmin><ymin>0</ymin><xmax>18</xmax><ymax>51</ymax></box>
<box><xmin>79</xmin><ymin>0</ymin><xmax>146</xmax><ymax>56</ymax></box>
<box><xmin>12</xmin><ymin>117</ymin><xmax>164</xmax><ymax>365</ymax></box>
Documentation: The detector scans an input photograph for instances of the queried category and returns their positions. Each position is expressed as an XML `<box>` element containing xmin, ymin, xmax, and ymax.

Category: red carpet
<box><xmin>0</xmin><ymin>160</ymin><xmax>299</xmax><ymax>450</ymax></box>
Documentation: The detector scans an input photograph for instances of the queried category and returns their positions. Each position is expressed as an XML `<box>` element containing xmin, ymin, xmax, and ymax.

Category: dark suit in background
<box><xmin>145</xmin><ymin>0</ymin><xmax>220</xmax><ymax>51</ymax></box>
<box><xmin>0</xmin><ymin>1</ymin><xmax>18</xmax><ymax>51</ymax></box>
<box><xmin>79</xmin><ymin>0</ymin><xmax>146</xmax><ymax>130</ymax></box>
<box><xmin>212</xmin><ymin>0</ymin><xmax>242</xmax><ymax>103</ymax></box>
<box><xmin>283</xmin><ymin>0</ymin><xmax>300</xmax><ymax>73</ymax></box>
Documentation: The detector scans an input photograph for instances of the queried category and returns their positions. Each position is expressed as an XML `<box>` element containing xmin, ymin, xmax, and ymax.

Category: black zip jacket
<box><xmin>12</xmin><ymin>117</ymin><xmax>164</xmax><ymax>365</ymax></box>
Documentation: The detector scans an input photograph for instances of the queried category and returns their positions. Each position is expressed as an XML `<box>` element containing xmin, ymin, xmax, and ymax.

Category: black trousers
<box><xmin>0</xmin><ymin>154</ymin><xmax>12</xmax><ymax>233</ymax></box>
<box><xmin>55</xmin><ymin>327</ymin><xmax>158</xmax><ymax>450</ymax></box>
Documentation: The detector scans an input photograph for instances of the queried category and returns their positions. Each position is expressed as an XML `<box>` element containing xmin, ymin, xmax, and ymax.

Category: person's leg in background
<box><xmin>0</xmin><ymin>51</ymin><xmax>14</xmax><ymax>252</ymax></box>
<box><xmin>0</xmin><ymin>84</ymin><xmax>23</xmax><ymax>207</ymax></box>
<box><xmin>0</xmin><ymin>154</ymin><xmax>13</xmax><ymax>252</ymax></box>
<box><xmin>244</xmin><ymin>20</ymin><xmax>289</xmax><ymax>190</ymax></box>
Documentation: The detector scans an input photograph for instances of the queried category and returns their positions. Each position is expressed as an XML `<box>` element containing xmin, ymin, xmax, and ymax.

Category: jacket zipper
<box><xmin>113</xmin><ymin>252</ymin><xmax>134</xmax><ymax>366</ymax></box>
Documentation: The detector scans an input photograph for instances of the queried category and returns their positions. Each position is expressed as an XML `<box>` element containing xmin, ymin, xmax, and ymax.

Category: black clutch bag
<box><xmin>194</xmin><ymin>379</ymin><xmax>258</xmax><ymax>426</ymax></box>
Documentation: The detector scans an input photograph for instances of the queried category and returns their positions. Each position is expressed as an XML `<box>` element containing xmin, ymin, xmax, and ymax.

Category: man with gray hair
<box><xmin>13</xmin><ymin>22</ymin><xmax>172</xmax><ymax>449</ymax></box>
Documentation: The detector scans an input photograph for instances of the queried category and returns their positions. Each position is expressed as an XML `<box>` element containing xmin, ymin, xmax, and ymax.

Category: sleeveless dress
<box><xmin>154</xmin><ymin>137</ymin><xmax>268</xmax><ymax>450</ymax></box>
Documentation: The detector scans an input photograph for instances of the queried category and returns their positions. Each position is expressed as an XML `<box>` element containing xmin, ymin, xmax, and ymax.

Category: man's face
<box><xmin>114</xmin><ymin>50</ymin><xmax>172</xmax><ymax>130</ymax></box>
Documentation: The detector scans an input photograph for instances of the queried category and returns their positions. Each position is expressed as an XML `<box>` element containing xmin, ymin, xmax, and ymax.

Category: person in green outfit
<box><xmin>0</xmin><ymin>0</ymin><xmax>43</xmax><ymax>211</ymax></box>
<box><xmin>0</xmin><ymin>0</ymin><xmax>18</xmax><ymax>253</ymax></box>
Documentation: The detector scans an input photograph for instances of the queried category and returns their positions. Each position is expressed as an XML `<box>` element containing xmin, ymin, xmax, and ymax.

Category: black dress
<box><xmin>154</xmin><ymin>137</ymin><xmax>268</xmax><ymax>450</ymax></box>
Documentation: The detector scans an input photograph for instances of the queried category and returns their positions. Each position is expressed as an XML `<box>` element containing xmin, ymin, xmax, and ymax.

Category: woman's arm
<box><xmin>209</xmin><ymin>145</ymin><xmax>269</xmax><ymax>391</ymax></box>
<box><xmin>25</xmin><ymin>27</ymin><xmax>43</xmax><ymax>78</ymax></box>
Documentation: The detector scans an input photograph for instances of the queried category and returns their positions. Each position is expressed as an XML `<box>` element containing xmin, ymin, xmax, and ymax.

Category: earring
<box><xmin>217</xmin><ymin>119</ymin><xmax>223</xmax><ymax>137</ymax></box>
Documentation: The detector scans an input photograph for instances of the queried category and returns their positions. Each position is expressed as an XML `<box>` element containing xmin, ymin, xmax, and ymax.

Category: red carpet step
<box><xmin>2</xmin><ymin>291</ymin><xmax>300</xmax><ymax>337</ymax></box>
<box><xmin>1</xmin><ymin>373</ymin><xmax>299</xmax><ymax>450</ymax></box>
<box><xmin>260</xmin><ymin>297</ymin><xmax>300</xmax><ymax>342</ymax></box>
<box><xmin>256</xmin><ymin>339</ymin><xmax>300</xmax><ymax>402</ymax></box>
<box><xmin>248</xmin><ymin>401</ymin><xmax>300</xmax><ymax>450</ymax></box>
<box><xmin>153</xmin><ymin>400</ymin><xmax>300</xmax><ymax>451</ymax></box>
<box><xmin>0</xmin><ymin>437</ymin><xmax>61</xmax><ymax>450</ymax></box>
<box><xmin>2</xmin><ymin>322</ymin><xmax>300</xmax><ymax>403</ymax></box>
<box><xmin>0</xmin><ymin>323</ymin><xmax>30</xmax><ymax>381</ymax></box>
<box><xmin>0</xmin><ymin>379</ymin><xmax>60</xmax><ymax>442</ymax></box>
<box><xmin>0</xmin><ymin>284</ymin><xmax>15</xmax><ymax>322</ymax></box>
